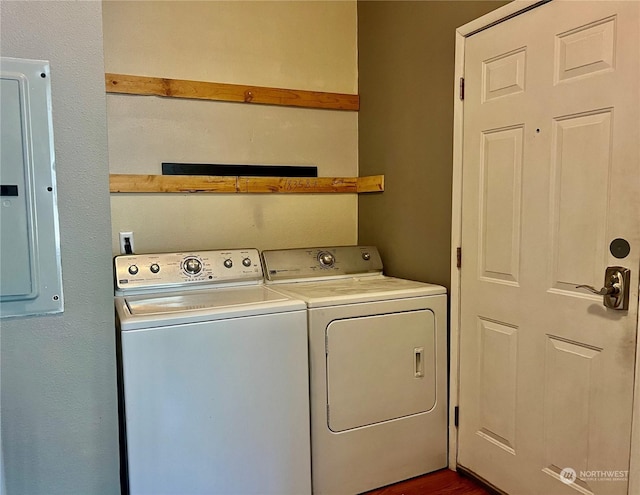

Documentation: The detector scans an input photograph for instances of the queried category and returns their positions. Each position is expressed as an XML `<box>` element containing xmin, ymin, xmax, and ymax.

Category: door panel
<box><xmin>555</xmin><ymin>16</ymin><xmax>615</xmax><ymax>83</ymax></box>
<box><xmin>542</xmin><ymin>337</ymin><xmax>603</xmax><ymax>483</ymax></box>
<box><xmin>479</xmin><ymin>126</ymin><xmax>523</xmax><ymax>285</ymax></box>
<box><xmin>458</xmin><ymin>2</ymin><xmax>639</xmax><ymax>494</ymax></box>
<box><xmin>550</xmin><ymin>110</ymin><xmax>612</xmax><ymax>292</ymax></box>
<box><xmin>482</xmin><ymin>47</ymin><xmax>526</xmax><ymax>102</ymax></box>
<box><xmin>476</xmin><ymin>318</ymin><xmax>518</xmax><ymax>454</ymax></box>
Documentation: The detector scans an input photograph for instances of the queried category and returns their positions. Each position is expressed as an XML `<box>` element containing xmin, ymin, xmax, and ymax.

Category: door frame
<box><xmin>449</xmin><ymin>2</ymin><xmax>640</xmax><ymax>493</ymax></box>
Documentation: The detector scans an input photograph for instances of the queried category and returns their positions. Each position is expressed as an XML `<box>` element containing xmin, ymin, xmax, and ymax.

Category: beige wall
<box><xmin>102</xmin><ymin>1</ymin><xmax>358</xmax><ymax>255</ymax></box>
<box><xmin>1</xmin><ymin>2</ymin><xmax>119</xmax><ymax>493</ymax></box>
<box><xmin>358</xmin><ymin>1</ymin><xmax>508</xmax><ymax>288</ymax></box>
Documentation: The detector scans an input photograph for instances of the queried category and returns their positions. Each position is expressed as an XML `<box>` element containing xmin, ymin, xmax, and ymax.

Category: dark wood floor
<box><xmin>363</xmin><ymin>468</ymin><xmax>491</xmax><ymax>495</ymax></box>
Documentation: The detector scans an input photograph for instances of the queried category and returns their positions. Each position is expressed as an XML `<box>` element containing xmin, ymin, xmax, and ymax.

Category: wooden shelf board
<box><xmin>105</xmin><ymin>73</ymin><xmax>359</xmax><ymax>111</ymax></box>
<box><xmin>109</xmin><ymin>174</ymin><xmax>383</xmax><ymax>194</ymax></box>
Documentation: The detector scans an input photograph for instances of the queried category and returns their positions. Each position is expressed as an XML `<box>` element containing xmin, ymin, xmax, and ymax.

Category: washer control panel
<box><xmin>262</xmin><ymin>246</ymin><xmax>383</xmax><ymax>282</ymax></box>
<box><xmin>114</xmin><ymin>249</ymin><xmax>262</xmax><ymax>292</ymax></box>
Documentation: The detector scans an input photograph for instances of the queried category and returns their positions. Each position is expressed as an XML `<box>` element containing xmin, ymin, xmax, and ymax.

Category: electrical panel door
<box><xmin>0</xmin><ymin>57</ymin><xmax>63</xmax><ymax>317</ymax></box>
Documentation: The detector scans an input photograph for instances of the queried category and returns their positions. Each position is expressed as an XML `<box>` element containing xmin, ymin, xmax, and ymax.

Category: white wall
<box><xmin>102</xmin><ymin>1</ymin><xmax>359</xmax><ymax>255</ymax></box>
<box><xmin>0</xmin><ymin>2</ymin><xmax>120</xmax><ymax>494</ymax></box>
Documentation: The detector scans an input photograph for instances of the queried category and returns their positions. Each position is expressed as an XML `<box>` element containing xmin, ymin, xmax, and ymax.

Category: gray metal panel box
<box><xmin>0</xmin><ymin>57</ymin><xmax>63</xmax><ymax>317</ymax></box>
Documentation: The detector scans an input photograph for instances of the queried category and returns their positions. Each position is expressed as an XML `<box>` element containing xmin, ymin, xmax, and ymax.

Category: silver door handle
<box><xmin>576</xmin><ymin>266</ymin><xmax>630</xmax><ymax>310</ymax></box>
<box><xmin>575</xmin><ymin>284</ymin><xmax>619</xmax><ymax>296</ymax></box>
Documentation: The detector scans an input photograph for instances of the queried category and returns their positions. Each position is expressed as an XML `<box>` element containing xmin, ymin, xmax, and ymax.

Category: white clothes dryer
<box><xmin>262</xmin><ymin>246</ymin><xmax>448</xmax><ymax>495</ymax></box>
<box><xmin>114</xmin><ymin>249</ymin><xmax>311</xmax><ymax>495</ymax></box>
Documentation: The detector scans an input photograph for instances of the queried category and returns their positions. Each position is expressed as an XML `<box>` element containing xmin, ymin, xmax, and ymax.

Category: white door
<box><xmin>458</xmin><ymin>2</ymin><xmax>639</xmax><ymax>494</ymax></box>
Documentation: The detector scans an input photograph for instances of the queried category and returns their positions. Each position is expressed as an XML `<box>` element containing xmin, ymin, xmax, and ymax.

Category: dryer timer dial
<box><xmin>318</xmin><ymin>252</ymin><xmax>335</xmax><ymax>267</ymax></box>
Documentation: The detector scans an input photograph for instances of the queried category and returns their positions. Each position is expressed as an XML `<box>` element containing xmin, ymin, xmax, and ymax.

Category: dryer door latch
<box><xmin>414</xmin><ymin>347</ymin><xmax>424</xmax><ymax>378</ymax></box>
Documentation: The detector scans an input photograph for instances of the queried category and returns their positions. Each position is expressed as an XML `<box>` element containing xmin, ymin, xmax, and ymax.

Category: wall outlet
<box><xmin>119</xmin><ymin>232</ymin><xmax>135</xmax><ymax>255</ymax></box>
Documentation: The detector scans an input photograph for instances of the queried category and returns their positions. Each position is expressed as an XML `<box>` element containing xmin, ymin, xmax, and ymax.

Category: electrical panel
<box><xmin>0</xmin><ymin>57</ymin><xmax>63</xmax><ymax>317</ymax></box>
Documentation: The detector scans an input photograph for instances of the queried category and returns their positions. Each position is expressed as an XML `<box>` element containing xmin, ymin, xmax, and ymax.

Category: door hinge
<box><xmin>456</xmin><ymin>247</ymin><xmax>462</xmax><ymax>268</ymax></box>
<box><xmin>459</xmin><ymin>77</ymin><xmax>465</xmax><ymax>100</ymax></box>
<box><xmin>327</xmin><ymin>404</ymin><xmax>330</xmax><ymax>422</ymax></box>
<box><xmin>325</xmin><ymin>334</ymin><xmax>329</xmax><ymax>354</ymax></box>
<box><xmin>454</xmin><ymin>406</ymin><xmax>459</xmax><ymax>427</ymax></box>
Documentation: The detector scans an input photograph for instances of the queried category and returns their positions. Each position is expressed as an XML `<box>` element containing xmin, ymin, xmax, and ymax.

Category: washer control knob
<box><xmin>318</xmin><ymin>251</ymin><xmax>335</xmax><ymax>267</ymax></box>
<box><xmin>224</xmin><ymin>259</ymin><xmax>233</xmax><ymax>269</ymax></box>
<box><xmin>242</xmin><ymin>257</ymin><xmax>252</xmax><ymax>267</ymax></box>
<box><xmin>184</xmin><ymin>258</ymin><xmax>202</xmax><ymax>275</ymax></box>
<box><xmin>150</xmin><ymin>263</ymin><xmax>160</xmax><ymax>274</ymax></box>
<box><xmin>128</xmin><ymin>265</ymin><xmax>139</xmax><ymax>275</ymax></box>
<box><xmin>362</xmin><ymin>252</ymin><xmax>371</xmax><ymax>261</ymax></box>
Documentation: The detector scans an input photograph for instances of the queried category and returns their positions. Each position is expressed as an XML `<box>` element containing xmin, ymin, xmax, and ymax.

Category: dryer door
<box><xmin>326</xmin><ymin>309</ymin><xmax>436</xmax><ymax>432</ymax></box>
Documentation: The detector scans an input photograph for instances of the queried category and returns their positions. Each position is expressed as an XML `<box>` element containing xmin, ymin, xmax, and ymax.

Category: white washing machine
<box><xmin>262</xmin><ymin>246</ymin><xmax>448</xmax><ymax>495</ymax></box>
<box><xmin>114</xmin><ymin>249</ymin><xmax>311</xmax><ymax>495</ymax></box>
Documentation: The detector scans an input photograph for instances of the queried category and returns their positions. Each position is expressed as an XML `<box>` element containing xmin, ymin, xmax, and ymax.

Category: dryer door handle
<box><xmin>414</xmin><ymin>347</ymin><xmax>424</xmax><ymax>378</ymax></box>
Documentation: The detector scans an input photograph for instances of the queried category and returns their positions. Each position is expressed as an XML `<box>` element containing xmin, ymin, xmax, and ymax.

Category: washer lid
<box><xmin>270</xmin><ymin>276</ymin><xmax>446</xmax><ymax>308</ymax></box>
<box><xmin>125</xmin><ymin>286</ymin><xmax>291</xmax><ymax>315</ymax></box>
<box><xmin>116</xmin><ymin>286</ymin><xmax>305</xmax><ymax>330</ymax></box>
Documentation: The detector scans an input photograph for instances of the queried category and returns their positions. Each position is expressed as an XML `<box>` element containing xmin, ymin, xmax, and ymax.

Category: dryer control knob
<box><xmin>224</xmin><ymin>259</ymin><xmax>233</xmax><ymax>269</ymax></box>
<box><xmin>362</xmin><ymin>252</ymin><xmax>371</xmax><ymax>261</ymax></box>
<box><xmin>150</xmin><ymin>263</ymin><xmax>160</xmax><ymax>274</ymax></box>
<box><xmin>128</xmin><ymin>265</ymin><xmax>139</xmax><ymax>275</ymax></box>
<box><xmin>242</xmin><ymin>258</ymin><xmax>252</xmax><ymax>267</ymax></box>
<box><xmin>318</xmin><ymin>252</ymin><xmax>335</xmax><ymax>267</ymax></box>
